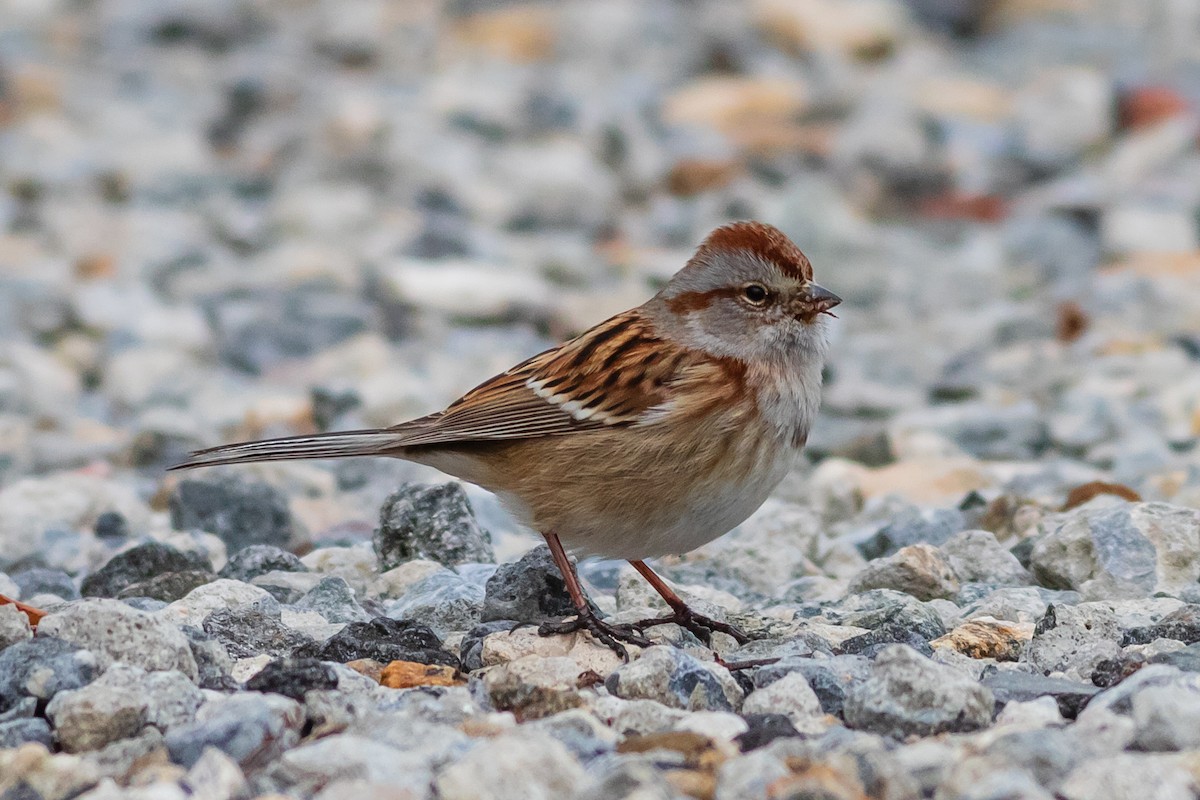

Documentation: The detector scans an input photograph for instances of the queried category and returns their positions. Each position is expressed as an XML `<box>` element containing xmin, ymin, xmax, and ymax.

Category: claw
<box><xmin>538</xmin><ymin>611</ymin><xmax>653</xmax><ymax>661</ymax></box>
<box><xmin>633</xmin><ymin>606</ymin><xmax>752</xmax><ymax>646</ymax></box>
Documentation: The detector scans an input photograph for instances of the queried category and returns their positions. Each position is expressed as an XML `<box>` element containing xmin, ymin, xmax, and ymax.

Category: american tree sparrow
<box><xmin>169</xmin><ymin>221</ymin><xmax>840</xmax><ymax>656</ymax></box>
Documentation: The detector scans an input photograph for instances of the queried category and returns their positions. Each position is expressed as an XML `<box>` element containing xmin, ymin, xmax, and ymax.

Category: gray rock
<box><xmin>822</xmin><ymin>590</ymin><xmax>947</xmax><ymax>640</ymax></box>
<box><xmin>117</xmin><ymin>570</ymin><xmax>216</xmax><ymax>602</ymax></box>
<box><xmin>859</xmin><ymin>507</ymin><xmax>966</xmax><ymax>560</ymax></box>
<box><xmin>12</xmin><ymin>567</ymin><xmax>78</xmax><ymax>600</ymax></box>
<box><xmin>941</xmin><ymin>530</ymin><xmax>1033</xmax><ymax>586</ymax></box>
<box><xmin>753</xmin><ymin>655</ymin><xmax>872</xmax><ymax>717</ymax></box>
<box><xmin>525</xmin><ymin>708</ymin><xmax>616</xmax><ymax>763</ymax></box>
<box><xmin>981</xmin><ymin>669</ymin><xmax>1100</xmax><ymax>719</ymax></box>
<box><xmin>1014</xmin><ymin>67</ymin><xmax>1114</xmax><ymax>170</ymax></box>
<box><xmin>889</xmin><ymin>402</ymin><xmax>1048</xmax><ymax>461</ymax></box>
<box><xmin>606</xmin><ymin>646</ymin><xmax>743</xmax><ymax>712</ymax></box>
<box><xmin>374</xmin><ymin>482</ymin><xmax>493</xmax><ymax>569</ymax></box>
<box><xmin>387</xmin><ymin>569</ymin><xmax>484</xmax><ymax>638</ymax></box>
<box><xmin>252</xmin><ymin>570</ymin><xmax>326</xmax><ymax>604</ymax></box>
<box><xmin>159</xmin><ymin>579</ymin><xmax>282</xmax><ymax>629</ymax></box>
<box><xmin>183</xmin><ymin>748</ymin><xmax>249</xmax><ymax>800</ymax></box>
<box><xmin>1130</xmin><ymin>683</ymin><xmax>1200</xmax><ymax>751</ymax></box>
<box><xmin>220</xmin><ymin>544</ymin><xmax>308</xmax><ymax>582</ymax></box>
<box><xmin>574</xmin><ymin>757</ymin><xmax>675</xmax><ymax>799</ymax></box>
<box><xmin>165</xmin><ymin>692</ymin><xmax>305</xmax><ymax>769</ymax></box>
<box><xmin>0</xmin><ymin>717</ymin><xmax>53</xmax><ymax>749</ymax></box>
<box><xmin>38</xmin><ymin>599</ymin><xmax>198</xmax><ymax>679</ymax></box>
<box><xmin>483</xmin><ymin>655</ymin><xmax>585</xmax><ymax>719</ymax></box>
<box><xmin>849</xmin><ymin>543</ymin><xmax>960</xmax><ymax>601</ymax></box>
<box><xmin>435</xmin><ymin>730</ymin><xmax>585</xmax><ymax>800</ymax></box>
<box><xmin>1058</xmin><ymin>753</ymin><xmax>1198</xmax><ymax>800</ymax></box>
<box><xmin>202</xmin><ymin>606</ymin><xmax>316</xmax><ymax>660</ymax></box>
<box><xmin>481</xmin><ymin>545</ymin><xmax>578</xmax><ymax>624</ymax></box>
<box><xmin>0</xmin><ymin>636</ymin><xmax>100</xmax><ymax>713</ymax></box>
<box><xmin>741</xmin><ymin>672</ymin><xmax>825</xmax><ymax>732</ymax></box>
<box><xmin>460</xmin><ymin>620</ymin><xmax>521</xmax><ymax>671</ymax></box>
<box><xmin>0</xmin><ymin>603</ymin><xmax>32</xmax><ymax>650</ymax></box>
<box><xmin>46</xmin><ymin>661</ymin><xmax>203</xmax><ymax>752</ymax></box>
<box><xmin>975</xmin><ymin>726</ymin><xmax>1094</xmax><ymax>793</ymax></box>
<box><xmin>265</xmin><ymin>733</ymin><xmax>438</xmax><ymax>799</ymax></box>
<box><xmin>170</xmin><ymin>475</ymin><xmax>294</xmax><ymax>551</ymax></box>
<box><xmin>844</xmin><ymin>645</ymin><xmax>994</xmax><ymax>738</ymax></box>
<box><xmin>46</xmin><ymin>676</ymin><xmax>147</xmax><ymax>753</ymax></box>
<box><xmin>961</xmin><ymin>586</ymin><xmax>1079</xmax><ymax>624</ymax></box>
<box><xmin>292</xmin><ymin>576</ymin><xmax>369</xmax><ymax>623</ymax></box>
<box><xmin>81</xmin><ymin>541</ymin><xmax>212</xmax><ymax>598</ymax></box>
<box><xmin>1026</xmin><ymin>603</ymin><xmax>1122</xmax><ymax>676</ymax></box>
<box><xmin>1030</xmin><ymin>502</ymin><xmax>1200</xmax><ymax>600</ymax></box>
<box><xmin>181</xmin><ymin>625</ymin><xmax>236</xmax><ymax>691</ymax></box>
<box><xmin>52</xmin><ymin>662</ymin><xmax>204</xmax><ymax>743</ymax></box>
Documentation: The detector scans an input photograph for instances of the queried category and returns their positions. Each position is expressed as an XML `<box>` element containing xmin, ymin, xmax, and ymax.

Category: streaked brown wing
<box><xmin>389</xmin><ymin>310</ymin><xmax>695</xmax><ymax>447</ymax></box>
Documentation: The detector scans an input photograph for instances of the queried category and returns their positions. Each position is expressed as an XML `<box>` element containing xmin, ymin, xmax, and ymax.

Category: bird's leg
<box><xmin>628</xmin><ymin>560</ymin><xmax>752</xmax><ymax>645</ymax></box>
<box><xmin>0</xmin><ymin>594</ymin><xmax>45</xmax><ymax>627</ymax></box>
<box><xmin>537</xmin><ymin>533</ymin><xmax>652</xmax><ymax>659</ymax></box>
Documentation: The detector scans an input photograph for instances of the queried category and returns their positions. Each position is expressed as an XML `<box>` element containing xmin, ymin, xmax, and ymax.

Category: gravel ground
<box><xmin>2</xmin><ymin>1</ymin><xmax>1200</xmax><ymax>798</ymax></box>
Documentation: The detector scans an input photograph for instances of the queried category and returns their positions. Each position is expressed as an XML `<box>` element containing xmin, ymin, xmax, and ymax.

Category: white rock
<box><xmin>159</xmin><ymin>580</ymin><xmax>277</xmax><ymax>628</ymax></box>
<box><xmin>436</xmin><ymin>730</ymin><xmax>584</xmax><ymax>800</ymax></box>
<box><xmin>742</xmin><ymin>672</ymin><xmax>828</xmax><ymax>733</ymax></box>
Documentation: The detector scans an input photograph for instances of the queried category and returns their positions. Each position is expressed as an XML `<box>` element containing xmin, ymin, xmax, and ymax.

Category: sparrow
<box><xmin>168</xmin><ymin>221</ymin><xmax>840</xmax><ymax>657</ymax></box>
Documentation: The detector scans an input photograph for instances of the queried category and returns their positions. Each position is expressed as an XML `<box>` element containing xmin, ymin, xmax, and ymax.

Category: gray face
<box><xmin>649</xmin><ymin>248</ymin><xmax>836</xmax><ymax>365</ymax></box>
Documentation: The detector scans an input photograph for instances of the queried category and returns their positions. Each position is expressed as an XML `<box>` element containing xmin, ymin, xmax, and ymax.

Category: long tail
<box><xmin>169</xmin><ymin>429</ymin><xmax>403</xmax><ymax>470</ymax></box>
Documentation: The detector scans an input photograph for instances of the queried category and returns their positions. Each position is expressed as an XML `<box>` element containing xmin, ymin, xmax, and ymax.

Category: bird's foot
<box><xmin>0</xmin><ymin>594</ymin><xmax>45</xmax><ymax>627</ymax></box>
<box><xmin>539</xmin><ymin>611</ymin><xmax>653</xmax><ymax>661</ymax></box>
<box><xmin>634</xmin><ymin>605</ymin><xmax>752</xmax><ymax>646</ymax></box>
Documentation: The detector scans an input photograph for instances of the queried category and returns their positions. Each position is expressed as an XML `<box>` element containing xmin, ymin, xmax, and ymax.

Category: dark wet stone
<box><xmin>481</xmin><ymin>545</ymin><xmax>583</xmax><ymax>624</ymax></box>
<box><xmin>839</xmin><ymin>623</ymin><xmax>936</xmax><ymax>657</ymax></box>
<box><xmin>460</xmin><ymin>620</ymin><xmax>521</xmax><ymax>672</ymax></box>
<box><xmin>170</xmin><ymin>475</ymin><xmax>293</xmax><ymax>552</ymax></box>
<box><xmin>81</xmin><ymin>542</ymin><xmax>212</xmax><ymax>598</ymax></box>
<box><xmin>981</xmin><ymin>669</ymin><xmax>1100</xmax><ymax>718</ymax></box>
<box><xmin>306</xmin><ymin>617</ymin><xmax>460</xmax><ymax>669</ymax></box>
<box><xmin>735</xmin><ymin>714</ymin><xmax>802</xmax><ymax>751</ymax></box>
<box><xmin>202</xmin><ymin>608</ymin><xmax>316</xmax><ymax>660</ymax></box>
<box><xmin>1092</xmin><ymin>654</ymin><xmax>1147</xmax><ymax>688</ymax></box>
<box><xmin>219</xmin><ymin>545</ymin><xmax>308</xmax><ymax>583</ymax></box>
<box><xmin>1123</xmin><ymin>604</ymin><xmax>1200</xmax><ymax>646</ymax></box>
<box><xmin>374</xmin><ymin>482</ymin><xmax>493</xmax><ymax>569</ymax></box>
<box><xmin>244</xmin><ymin>657</ymin><xmax>338</xmax><ymax>701</ymax></box>
<box><xmin>117</xmin><ymin>570</ymin><xmax>216</xmax><ymax>602</ymax></box>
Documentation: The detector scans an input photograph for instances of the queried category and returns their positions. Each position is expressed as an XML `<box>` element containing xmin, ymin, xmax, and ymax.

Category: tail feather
<box><xmin>169</xmin><ymin>429</ymin><xmax>403</xmax><ymax>470</ymax></box>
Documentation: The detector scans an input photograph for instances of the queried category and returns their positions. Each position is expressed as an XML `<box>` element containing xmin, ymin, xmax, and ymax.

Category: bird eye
<box><xmin>741</xmin><ymin>284</ymin><xmax>769</xmax><ymax>305</ymax></box>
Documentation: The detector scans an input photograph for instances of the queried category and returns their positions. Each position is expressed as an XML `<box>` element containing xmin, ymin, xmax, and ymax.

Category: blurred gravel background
<box><xmin>2</xmin><ymin>1</ymin><xmax>1200</xmax><ymax>798</ymax></box>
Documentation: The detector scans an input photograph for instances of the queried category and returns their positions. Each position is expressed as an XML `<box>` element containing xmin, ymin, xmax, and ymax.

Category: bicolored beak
<box><xmin>794</xmin><ymin>282</ymin><xmax>841</xmax><ymax>319</ymax></box>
